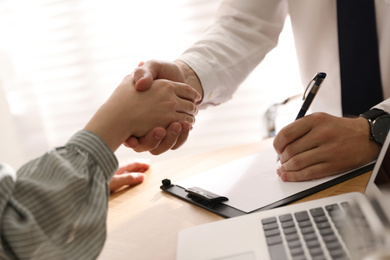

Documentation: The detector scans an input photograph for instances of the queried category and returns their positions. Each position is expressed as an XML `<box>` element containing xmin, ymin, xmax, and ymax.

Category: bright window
<box><xmin>0</xmin><ymin>0</ymin><xmax>301</xmax><ymax>169</ymax></box>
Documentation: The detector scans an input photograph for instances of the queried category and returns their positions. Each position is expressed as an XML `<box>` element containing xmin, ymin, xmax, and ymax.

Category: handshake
<box><xmin>84</xmin><ymin>60</ymin><xmax>201</xmax><ymax>154</ymax></box>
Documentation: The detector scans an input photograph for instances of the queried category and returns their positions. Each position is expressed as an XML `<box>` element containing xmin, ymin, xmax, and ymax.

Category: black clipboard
<box><xmin>160</xmin><ymin>163</ymin><xmax>374</xmax><ymax>218</ymax></box>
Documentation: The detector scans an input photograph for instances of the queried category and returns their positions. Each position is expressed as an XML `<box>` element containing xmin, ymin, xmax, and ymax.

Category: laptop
<box><xmin>177</xmin><ymin>133</ymin><xmax>390</xmax><ymax>260</ymax></box>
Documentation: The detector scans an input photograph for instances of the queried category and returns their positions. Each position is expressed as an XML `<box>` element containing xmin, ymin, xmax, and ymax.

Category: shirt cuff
<box><xmin>66</xmin><ymin>130</ymin><xmax>118</xmax><ymax>181</ymax></box>
<box><xmin>179</xmin><ymin>53</ymin><xmax>224</xmax><ymax>109</ymax></box>
<box><xmin>373</xmin><ymin>98</ymin><xmax>390</xmax><ymax>114</ymax></box>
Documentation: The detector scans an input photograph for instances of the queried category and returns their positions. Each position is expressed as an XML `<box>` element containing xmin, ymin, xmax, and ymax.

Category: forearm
<box><xmin>84</xmin><ymin>100</ymin><xmax>132</xmax><ymax>152</ymax></box>
<box><xmin>0</xmin><ymin>130</ymin><xmax>118</xmax><ymax>260</ymax></box>
<box><xmin>178</xmin><ymin>0</ymin><xmax>288</xmax><ymax>107</ymax></box>
<box><xmin>84</xmin><ymin>75</ymin><xmax>140</xmax><ymax>152</ymax></box>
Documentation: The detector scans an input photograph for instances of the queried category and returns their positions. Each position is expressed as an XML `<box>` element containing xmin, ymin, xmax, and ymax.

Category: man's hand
<box><xmin>134</xmin><ymin>60</ymin><xmax>186</xmax><ymax>91</ymax></box>
<box><xmin>109</xmin><ymin>162</ymin><xmax>150</xmax><ymax>193</ymax></box>
<box><xmin>125</xmin><ymin>60</ymin><xmax>203</xmax><ymax>154</ymax></box>
<box><xmin>124</xmin><ymin>121</ymin><xmax>192</xmax><ymax>154</ymax></box>
<box><xmin>273</xmin><ymin>112</ymin><xmax>381</xmax><ymax>182</ymax></box>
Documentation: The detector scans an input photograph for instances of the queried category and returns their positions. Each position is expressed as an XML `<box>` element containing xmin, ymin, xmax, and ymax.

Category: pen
<box><xmin>276</xmin><ymin>72</ymin><xmax>327</xmax><ymax>162</ymax></box>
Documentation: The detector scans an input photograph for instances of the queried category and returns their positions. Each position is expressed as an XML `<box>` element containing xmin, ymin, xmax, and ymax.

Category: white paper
<box><xmin>176</xmin><ymin>147</ymin><xmax>354</xmax><ymax>213</ymax></box>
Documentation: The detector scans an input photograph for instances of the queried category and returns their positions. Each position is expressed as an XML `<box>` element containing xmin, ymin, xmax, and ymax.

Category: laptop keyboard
<box><xmin>261</xmin><ymin>202</ymin><xmax>375</xmax><ymax>260</ymax></box>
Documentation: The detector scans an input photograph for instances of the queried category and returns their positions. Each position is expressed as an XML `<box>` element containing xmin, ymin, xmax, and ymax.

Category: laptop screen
<box><xmin>365</xmin><ymin>130</ymin><xmax>390</xmax><ymax>226</ymax></box>
<box><xmin>374</xmin><ymin>143</ymin><xmax>390</xmax><ymax>189</ymax></box>
<box><xmin>366</xmin><ymin>129</ymin><xmax>390</xmax><ymax>194</ymax></box>
<box><xmin>366</xmin><ymin>130</ymin><xmax>390</xmax><ymax>196</ymax></box>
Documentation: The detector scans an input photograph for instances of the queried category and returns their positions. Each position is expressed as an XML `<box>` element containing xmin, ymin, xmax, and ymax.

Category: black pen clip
<box><xmin>303</xmin><ymin>72</ymin><xmax>327</xmax><ymax>100</ymax></box>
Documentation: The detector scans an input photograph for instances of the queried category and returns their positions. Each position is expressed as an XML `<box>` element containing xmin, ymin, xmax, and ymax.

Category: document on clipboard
<box><xmin>160</xmin><ymin>146</ymin><xmax>374</xmax><ymax>218</ymax></box>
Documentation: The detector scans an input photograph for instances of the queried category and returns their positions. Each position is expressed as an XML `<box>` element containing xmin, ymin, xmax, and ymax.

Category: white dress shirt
<box><xmin>179</xmin><ymin>0</ymin><xmax>390</xmax><ymax>116</ymax></box>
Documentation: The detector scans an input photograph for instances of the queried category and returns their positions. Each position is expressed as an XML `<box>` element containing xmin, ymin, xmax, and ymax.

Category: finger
<box><xmin>273</xmin><ymin>117</ymin><xmax>312</xmax><ymax>155</ymax></box>
<box><xmin>134</xmin><ymin>60</ymin><xmax>185</xmax><ymax>91</ymax></box>
<box><xmin>279</xmin><ymin>144</ymin><xmax>326</xmax><ymax>172</ymax></box>
<box><xmin>123</xmin><ymin>136</ymin><xmax>140</xmax><ymax>149</ymax></box>
<box><xmin>134</xmin><ymin>60</ymin><xmax>162</xmax><ymax>91</ymax></box>
<box><xmin>109</xmin><ymin>173</ymin><xmax>145</xmax><ymax>193</ymax></box>
<box><xmin>173</xmin><ymin>82</ymin><xmax>202</xmax><ymax>103</ymax></box>
<box><xmin>176</xmin><ymin>99</ymin><xmax>198</xmax><ymax>117</ymax></box>
<box><xmin>277</xmin><ymin>147</ymin><xmax>329</xmax><ymax>181</ymax></box>
<box><xmin>134</xmin><ymin>67</ymin><xmax>154</xmax><ymax>91</ymax></box>
<box><xmin>173</xmin><ymin>113</ymin><xmax>196</xmax><ymax>125</ymax></box>
<box><xmin>124</xmin><ymin>127</ymin><xmax>166</xmax><ymax>153</ymax></box>
<box><xmin>171</xmin><ymin>121</ymin><xmax>191</xmax><ymax>150</ymax></box>
<box><xmin>278</xmin><ymin>132</ymin><xmax>319</xmax><ymax>164</ymax></box>
<box><xmin>150</xmin><ymin>122</ymin><xmax>182</xmax><ymax>155</ymax></box>
<box><xmin>278</xmin><ymin>162</ymin><xmax>333</xmax><ymax>182</ymax></box>
<box><xmin>116</xmin><ymin>162</ymin><xmax>150</xmax><ymax>175</ymax></box>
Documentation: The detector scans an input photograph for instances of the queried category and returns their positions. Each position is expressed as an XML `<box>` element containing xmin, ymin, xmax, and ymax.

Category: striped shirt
<box><xmin>0</xmin><ymin>130</ymin><xmax>118</xmax><ymax>260</ymax></box>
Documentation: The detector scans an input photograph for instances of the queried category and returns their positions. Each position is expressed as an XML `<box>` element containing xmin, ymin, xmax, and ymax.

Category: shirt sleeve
<box><xmin>374</xmin><ymin>98</ymin><xmax>390</xmax><ymax>114</ymax></box>
<box><xmin>178</xmin><ymin>0</ymin><xmax>288</xmax><ymax>108</ymax></box>
<box><xmin>0</xmin><ymin>130</ymin><xmax>118</xmax><ymax>260</ymax></box>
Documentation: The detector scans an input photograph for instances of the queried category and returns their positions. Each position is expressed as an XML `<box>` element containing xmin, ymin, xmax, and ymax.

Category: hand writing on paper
<box><xmin>273</xmin><ymin>112</ymin><xmax>381</xmax><ymax>182</ymax></box>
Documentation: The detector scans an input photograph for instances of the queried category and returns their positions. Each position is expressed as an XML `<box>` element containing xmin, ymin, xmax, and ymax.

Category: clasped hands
<box><xmin>107</xmin><ymin>61</ymin><xmax>200</xmax><ymax>192</ymax></box>
<box><xmin>111</xmin><ymin>60</ymin><xmax>382</xmax><ymax>191</ymax></box>
<box><xmin>123</xmin><ymin>60</ymin><xmax>201</xmax><ymax>154</ymax></box>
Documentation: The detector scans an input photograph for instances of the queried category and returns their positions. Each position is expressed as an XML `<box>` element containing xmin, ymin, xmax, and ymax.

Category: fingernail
<box><xmin>189</xmin><ymin>116</ymin><xmax>196</xmax><ymax>125</ymax></box>
<box><xmin>172</xmin><ymin>124</ymin><xmax>182</xmax><ymax>135</ymax></box>
<box><xmin>154</xmin><ymin>130</ymin><xmax>166</xmax><ymax>140</ymax></box>
<box><xmin>182</xmin><ymin>123</ymin><xmax>190</xmax><ymax>133</ymax></box>
<box><xmin>281</xmin><ymin>173</ymin><xmax>288</xmax><ymax>182</ymax></box>
<box><xmin>276</xmin><ymin>166</ymin><xmax>282</xmax><ymax>176</ymax></box>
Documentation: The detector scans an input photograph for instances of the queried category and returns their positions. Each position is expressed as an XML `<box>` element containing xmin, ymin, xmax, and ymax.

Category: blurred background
<box><xmin>0</xmin><ymin>0</ymin><xmax>302</xmax><ymax>170</ymax></box>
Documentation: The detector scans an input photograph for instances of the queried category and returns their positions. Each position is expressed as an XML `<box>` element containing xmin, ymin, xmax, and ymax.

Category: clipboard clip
<box><xmin>160</xmin><ymin>179</ymin><xmax>229</xmax><ymax>209</ymax></box>
<box><xmin>184</xmin><ymin>187</ymin><xmax>228</xmax><ymax>208</ymax></box>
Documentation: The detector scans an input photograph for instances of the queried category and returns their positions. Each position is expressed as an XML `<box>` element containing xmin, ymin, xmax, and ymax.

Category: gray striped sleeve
<box><xmin>0</xmin><ymin>130</ymin><xmax>118</xmax><ymax>260</ymax></box>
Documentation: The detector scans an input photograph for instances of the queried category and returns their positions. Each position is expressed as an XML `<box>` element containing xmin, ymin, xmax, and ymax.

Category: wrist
<box><xmin>350</xmin><ymin>116</ymin><xmax>382</xmax><ymax>162</ymax></box>
<box><xmin>360</xmin><ymin>109</ymin><xmax>390</xmax><ymax>146</ymax></box>
<box><xmin>174</xmin><ymin>60</ymin><xmax>203</xmax><ymax>104</ymax></box>
<box><xmin>84</xmin><ymin>101</ymin><xmax>135</xmax><ymax>152</ymax></box>
<box><xmin>356</xmin><ymin>116</ymin><xmax>372</xmax><ymax>142</ymax></box>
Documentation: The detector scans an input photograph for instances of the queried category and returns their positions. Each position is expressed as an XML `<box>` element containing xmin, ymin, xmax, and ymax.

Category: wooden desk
<box><xmin>97</xmin><ymin>139</ymin><xmax>372</xmax><ymax>260</ymax></box>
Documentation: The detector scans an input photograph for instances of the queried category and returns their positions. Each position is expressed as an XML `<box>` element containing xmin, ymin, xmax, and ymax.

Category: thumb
<box><xmin>133</xmin><ymin>60</ymin><xmax>185</xmax><ymax>91</ymax></box>
<box><xmin>133</xmin><ymin>61</ymin><xmax>155</xmax><ymax>91</ymax></box>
